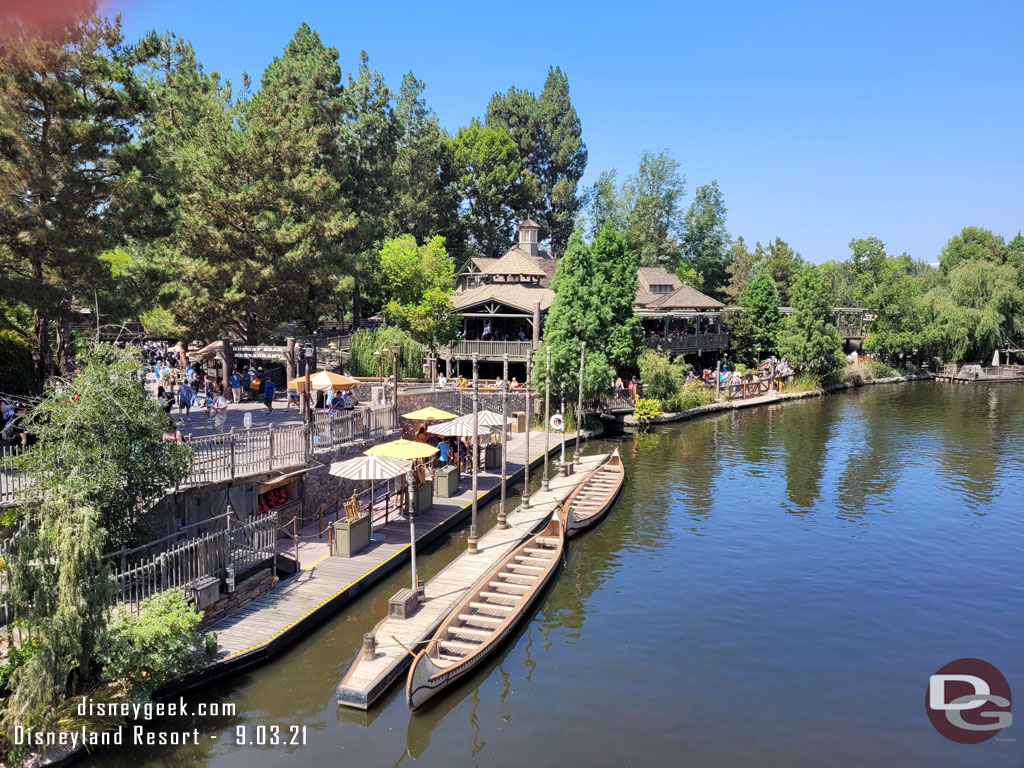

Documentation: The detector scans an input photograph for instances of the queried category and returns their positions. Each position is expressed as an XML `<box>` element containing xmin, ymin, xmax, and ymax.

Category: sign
<box><xmin>243</xmin><ymin>412</ymin><xmax>252</xmax><ymax>430</ymax></box>
<box><xmin>234</xmin><ymin>345</ymin><xmax>287</xmax><ymax>359</ymax></box>
<box><xmin>927</xmin><ymin>658</ymin><xmax>1012</xmax><ymax>743</ymax></box>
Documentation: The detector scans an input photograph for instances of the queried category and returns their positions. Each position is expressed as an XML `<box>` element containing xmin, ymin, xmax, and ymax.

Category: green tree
<box><xmin>778</xmin><ymin>265</ymin><xmax>845</xmax><ymax>380</ymax></box>
<box><xmin>591</xmin><ymin>224</ymin><xmax>644</xmax><ymax>371</ymax></box>
<box><xmin>637</xmin><ymin>349</ymin><xmax>686</xmax><ymax>400</ymax></box>
<box><xmin>754</xmin><ymin>238</ymin><xmax>804</xmax><ymax>305</ymax></box>
<box><xmin>585</xmin><ymin>169</ymin><xmax>626</xmax><ymax>240</ymax></box>
<box><xmin>938</xmin><ymin>226</ymin><xmax>1005</xmax><ymax>276</ymax></box>
<box><xmin>621</xmin><ymin>150</ymin><xmax>686</xmax><ymax>267</ymax></box>
<box><xmin>0</xmin><ymin>6</ymin><xmax>145</xmax><ymax>385</ymax></box>
<box><xmin>485</xmin><ymin>66</ymin><xmax>587</xmax><ymax>255</ymax></box>
<box><xmin>679</xmin><ymin>181</ymin><xmax>731</xmax><ymax>299</ymax></box>
<box><xmin>4</xmin><ymin>343</ymin><xmax>190</xmax><ymax>749</ymax></box>
<box><xmin>723</xmin><ymin>236</ymin><xmax>754</xmax><ymax>305</ymax></box>
<box><xmin>532</xmin><ymin>232</ymin><xmax>615</xmax><ymax>404</ymax></box>
<box><xmin>450</xmin><ymin>122</ymin><xmax>523</xmax><ymax>257</ymax></box>
<box><xmin>740</xmin><ymin>267</ymin><xmax>784</xmax><ymax>360</ymax></box>
<box><xmin>388</xmin><ymin>74</ymin><xmax>462</xmax><ymax>252</ymax></box>
<box><xmin>377</xmin><ymin>235</ymin><xmax>460</xmax><ymax>353</ymax></box>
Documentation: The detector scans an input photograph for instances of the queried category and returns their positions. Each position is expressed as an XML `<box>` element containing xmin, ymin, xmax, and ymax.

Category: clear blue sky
<box><xmin>104</xmin><ymin>0</ymin><xmax>1023</xmax><ymax>264</ymax></box>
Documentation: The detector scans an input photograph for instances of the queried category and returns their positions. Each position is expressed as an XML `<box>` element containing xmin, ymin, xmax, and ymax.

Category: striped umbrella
<box><xmin>328</xmin><ymin>455</ymin><xmax>411</xmax><ymax>481</ymax></box>
<box><xmin>427</xmin><ymin>418</ymin><xmax>492</xmax><ymax>437</ymax></box>
<box><xmin>471</xmin><ymin>410</ymin><xmax>512</xmax><ymax>429</ymax></box>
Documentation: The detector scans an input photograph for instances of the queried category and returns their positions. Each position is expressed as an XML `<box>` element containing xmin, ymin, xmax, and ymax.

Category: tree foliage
<box><xmin>590</xmin><ymin>224</ymin><xmax>644</xmax><ymax>371</ymax></box>
<box><xmin>622</xmin><ymin>150</ymin><xmax>686</xmax><ymax>267</ymax></box>
<box><xmin>740</xmin><ymin>268</ymin><xmax>783</xmax><ymax>359</ymax></box>
<box><xmin>778</xmin><ymin>265</ymin><xmax>845</xmax><ymax>380</ymax></box>
<box><xmin>377</xmin><ymin>235</ymin><xmax>460</xmax><ymax>353</ymax></box>
<box><xmin>346</xmin><ymin>327</ymin><xmax>424</xmax><ymax>379</ymax></box>
<box><xmin>679</xmin><ymin>181</ymin><xmax>731</xmax><ymax>298</ymax></box>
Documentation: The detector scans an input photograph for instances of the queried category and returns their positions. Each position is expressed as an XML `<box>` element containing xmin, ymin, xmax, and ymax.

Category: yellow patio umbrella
<box><xmin>402</xmin><ymin>406</ymin><xmax>456</xmax><ymax>421</ymax></box>
<box><xmin>287</xmin><ymin>370</ymin><xmax>357</xmax><ymax>392</ymax></box>
<box><xmin>365</xmin><ymin>439</ymin><xmax>438</xmax><ymax>460</ymax></box>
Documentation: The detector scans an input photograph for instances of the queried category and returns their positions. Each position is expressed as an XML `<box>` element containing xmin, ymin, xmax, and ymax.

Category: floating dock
<box><xmin>163</xmin><ymin>429</ymin><xmax>583</xmax><ymax>695</ymax></box>
<box><xmin>337</xmin><ymin>452</ymin><xmax>607</xmax><ymax>710</ymax></box>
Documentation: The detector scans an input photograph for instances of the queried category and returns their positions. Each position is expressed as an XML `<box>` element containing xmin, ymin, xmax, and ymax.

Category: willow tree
<box><xmin>3</xmin><ymin>343</ymin><xmax>190</xmax><ymax>750</ymax></box>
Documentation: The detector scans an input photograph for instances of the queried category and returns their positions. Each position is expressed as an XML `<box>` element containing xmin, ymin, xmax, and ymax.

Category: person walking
<box><xmin>212</xmin><ymin>392</ymin><xmax>229</xmax><ymax>431</ymax></box>
<box><xmin>229</xmin><ymin>370</ymin><xmax>242</xmax><ymax>403</ymax></box>
<box><xmin>263</xmin><ymin>377</ymin><xmax>276</xmax><ymax>415</ymax></box>
<box><xmin>177</xmin><ymin>380</ymin><xmax>194</xmax><ymax>423</ymax></box>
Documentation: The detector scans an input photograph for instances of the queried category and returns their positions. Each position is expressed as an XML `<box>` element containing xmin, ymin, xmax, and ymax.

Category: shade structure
<box><xmin>427</xmin><ymin>418</ymin><xmax>492</xmax><ymax>438</ymax></box>
<box><xmin>365</xmin><ymin>439</ymin><xmax>438</xmax><ymax>460</ymax></box>
<box><xmin>473</xmin><ymin>410</ymin><xmax>514</xmax><ymax>428</ymax></box>
<box><xmin>402</xmin><ymin>406</ymin><xmax>457</xmax><ymax>421</ymax></box>
<box><xmin>287</xmin><ymin>370</ymin><xmax>358</xmax><ymax>393</ymax></box>
<box><xmin>328</xmin><ymin>455</ymin><xmax>411</xmax><ymax>481</ymax></box>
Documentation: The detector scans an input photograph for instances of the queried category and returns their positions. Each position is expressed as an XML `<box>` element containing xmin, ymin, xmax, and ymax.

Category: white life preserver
<box><xmin>550</xmin><ymin>413</ymin><xmax>565</xmax><ymax>432</ymax></box>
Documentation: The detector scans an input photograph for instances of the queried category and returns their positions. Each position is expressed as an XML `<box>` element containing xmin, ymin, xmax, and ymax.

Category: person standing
<box><xmin>229</xmin><ymin>370</ymin><xmax>242</xmax><ymax>403</ymax></box>
<box><xmin>212</xmin><ymin>391</ymin><xmax>229</xmax><ymax>431</ymax></box>
<box><xmin>263</xmin><ymin>378</ymin><xmax>276</xmax><ymax>415</ymax></box>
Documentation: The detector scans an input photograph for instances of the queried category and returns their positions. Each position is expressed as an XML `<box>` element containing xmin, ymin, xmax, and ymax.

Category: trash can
<box><xmin>485</xmin><ymin>443</ymin><xmax>501</xmax><ymax>470</ymax></box>
<box><xmin>333</xmin><ymin>515</ymin><xmax>371</xmax><ymax>557</ymax></box>
<box><xmin>512</xmin><ymin>411</ymin><xmax>526</xmax><ymax>433</ymax></box>
<box><xmin>435</xmin><ymin>465</ymin><xmax>459</xmax><ymax>497</ymax></box>
<box><xmin>415</xmin><ymin>481</ymin><xmax>433</xmax><ymax>514</ymax></box>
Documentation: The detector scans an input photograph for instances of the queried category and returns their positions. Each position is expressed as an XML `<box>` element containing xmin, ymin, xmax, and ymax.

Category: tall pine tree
<box><xmin>779</xmin><ymin>265</ymin><xmax>845</xmax><ymax>380</ymax></box>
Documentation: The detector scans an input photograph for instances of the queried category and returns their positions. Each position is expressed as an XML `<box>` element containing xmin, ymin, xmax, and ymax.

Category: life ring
<box><xmin>550</xmin><ymin>413</ymin><xmax>565</xmax><ymax>432</ymax></box>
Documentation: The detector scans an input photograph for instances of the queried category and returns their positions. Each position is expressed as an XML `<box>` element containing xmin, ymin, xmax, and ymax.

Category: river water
<box><xmin>92</xmin><ymin>382</ymin><xmax>1023</xmax><ymax>767</ymax></box>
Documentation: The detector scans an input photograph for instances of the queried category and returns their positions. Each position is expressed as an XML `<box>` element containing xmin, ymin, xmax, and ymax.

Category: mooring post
<box><xmin>523</xmin><ymin>349</ymin><xmax>532</xmax><ymax>509</ymax></box>
<box><xmin>575</xmin><ymin>341</ymin><xmax>586</xmax><ymax>465</ymax></box>
<box><xmin>362</xmin><ymin>632</ymin><xmax>376</xmax><ymax>661</ymax></box>
<box><xmin>498</xmin><ymin>353</ymin><xmax>509</xmax><ymax>530</ymax></box>
<box><xmin>542</xmin><ymin>346</ymin><xmax>551</xmax><ymax>492</ymax></box>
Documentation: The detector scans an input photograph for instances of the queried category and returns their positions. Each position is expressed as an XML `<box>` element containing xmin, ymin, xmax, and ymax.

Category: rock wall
<box><xmin>201</xmin><ymin>568</ymin><xmax>276</xmax><ymax>628</ymax></box>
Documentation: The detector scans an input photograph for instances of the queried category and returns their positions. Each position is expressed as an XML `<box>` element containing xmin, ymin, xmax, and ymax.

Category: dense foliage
<box><xmin>778</xmin><ymin>266</ymin><xmax>845</xmax><ymax>381</ymax></box>
<box><xmin>100</xmin><ymin>590</ymin><xmax>209</xmax><ymax>700</ymax></box>
<box><xmin>346</xmin><ymin>327</ymin><xmax>424</xmax><ymax>379</ymax></box>
<box><xmin>739</xmin><ymin>268</ymin><xmax>784</xmax><ymax>361</ymax></box>
<box><xmin>0</xmin><ymin>330</ymin><xmax>34</xmax><ymax>395</ymax></box>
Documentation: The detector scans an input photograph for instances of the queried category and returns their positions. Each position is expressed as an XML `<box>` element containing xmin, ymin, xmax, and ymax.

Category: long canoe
<box><xmin>564</xmin><ymin>448</ymin><xmax>625</xmax><ymax>537</ymax></box>
<box><xmin>406</xmin><ymin>515</ymin><xmax>564</xmax><ymax>710</ymax></box>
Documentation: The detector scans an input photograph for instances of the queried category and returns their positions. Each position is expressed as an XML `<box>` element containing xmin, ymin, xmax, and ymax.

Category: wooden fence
<box><xmin>107</xmin><ymin>510</ymin><xmax>277</xmax><ymax>612</ymax></box>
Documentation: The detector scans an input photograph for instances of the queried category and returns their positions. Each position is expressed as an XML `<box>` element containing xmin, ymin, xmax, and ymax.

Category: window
<box><xmin>652</xmin><ymin>284</ymin><xmax>671</xmax><ymax>294</ymax></box>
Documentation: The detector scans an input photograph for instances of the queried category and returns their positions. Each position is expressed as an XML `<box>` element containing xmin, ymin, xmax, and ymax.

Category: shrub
<box><xmin>347</xmin><ymin>327</ymin><xmax>424</xmax><ymax>378</ymax></box>
<box><xmin>633</xmin><ymin>398</ymin><xmax>662</xmax><ymax>423</ymax></box>
<box><xmin>637</xmin><ymin>349</ymin><xmax>687</xmax><ymax>401</ymax></box>
<box><xmin>100</xmin><ymin>589</ymin><xmax>209</xmax><ymax>699</ymax></box>
<box><xmin>784</xmin><ymin>372</ymin><xmax>823</xmax><ymax>394</ymax></box>
<box><xmin>664</xmin><ymin>383</ymin><xmax>717</xmax><ymax>412</ymax></box>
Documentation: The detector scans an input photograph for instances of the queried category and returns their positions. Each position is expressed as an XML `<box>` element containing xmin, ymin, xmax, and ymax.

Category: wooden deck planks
<box><xmin>206</xmin><ymin>429</ymin><xmax>580</xmax><ymax>665</ymax></box>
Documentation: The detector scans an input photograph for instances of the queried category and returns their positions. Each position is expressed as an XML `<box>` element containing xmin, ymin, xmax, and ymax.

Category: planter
<box><xmin>333</xmin><ymin>514</ymin><xmax>371</xmax><ymax>557</ymax></box>
<box><xmin>484</xmin><ymin>443</ymin><xmax>502</xmax><ymax>470</ymax></box>
<box><xmin>435</xmin><ymin>464</ymin><xmax>459</xmax><ymax>498</ymax></box>
<box><xmin>415</xmin><ymin>481</ymin><xmax>433</xmax><ymax>514</ymax></box>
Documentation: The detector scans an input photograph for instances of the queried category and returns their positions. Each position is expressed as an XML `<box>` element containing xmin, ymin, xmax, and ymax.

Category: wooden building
<box><xmin>635</xmin><ymin>267</ymin><xmax>729</xmax><ymax>362</ymax></box>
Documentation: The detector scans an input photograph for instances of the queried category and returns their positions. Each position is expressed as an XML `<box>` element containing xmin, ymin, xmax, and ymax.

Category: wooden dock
<box><xmin>336</xmin><ymin>452</ymin><xmax>607</xmax><ymax>710</ymax></box>
<box><xmin>175</xmin><ymin>429</ymin><xmax>583</xmax><ymax>693</ymax></box>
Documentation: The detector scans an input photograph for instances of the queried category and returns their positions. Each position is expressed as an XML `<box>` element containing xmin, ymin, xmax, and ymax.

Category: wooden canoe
<box><xmin>564</xmin><ymin>448</ymin><xmax>625</xmax><ymax>537</ymax></box>
<box><xmin>406</xmin><ymin>515</ymin><xmax>564</xmax><ymax>710</ymax></box>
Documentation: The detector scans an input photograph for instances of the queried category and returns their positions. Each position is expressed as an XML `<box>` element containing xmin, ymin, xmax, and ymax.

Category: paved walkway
<box><xmin>201</xmin><ymin>428</ymin><xmax>576</xmax><ymax>678</ymax></box>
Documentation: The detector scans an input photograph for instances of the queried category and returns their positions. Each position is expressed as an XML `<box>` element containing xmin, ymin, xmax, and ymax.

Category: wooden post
<box><xmin>575</xmin><ymin>341</ymin><xmax>585</xmax><ymax>465</ymax></box>
<box><xmin>542</xmin><ymin>346</ymin><xmax>551</xmax><ymax>492</ymax></box>
<box><xmin>392</xmin><ymin>343</ymin><xmax>400</xmax><ymax>427</ymax></box>
<box><xmin>532</xmin><ymin>301</ymin><xmax>541</xmax><ymax>349</ymax></box>
<box><xmin>229</xmin><ymin>427</ymin><xmax>236</xmax><ymax>479</ymax></box>
<box><xmin>268</xmin><ymin>427</ymin><xmax>275</xmax><ymax>470</ymax></box>
<box><xmin>523</xmin><ymin>349</ymin><xmax>532</xmax><ymax>509</ymax></box>
<box><xmin>362</xmin><ymin>632</ymin><xmax>376</xmax><ymax>661</ymax></box>
<box><xmin>468</xmin><ymin>353</ymin><xmax>480</xmax><ymax>554</ymax></box>
<box><xmin>292</xmin><ymin>516</ymin><xmax>299</xmax><ymax>572</ymax></box>
<box><xmin>715</xmin><ymin>360</ymin><xmax>721</xmax><ymax>401</ymax></box>
<box><xmin>498</xmin><ymin>353</ymin><xmax>509</xmax><ymax>529</ymax></box>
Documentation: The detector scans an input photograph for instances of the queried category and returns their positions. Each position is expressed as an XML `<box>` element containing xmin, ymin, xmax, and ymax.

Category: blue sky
<box><xmin>104</xmin><ymin>0</ymin><xmax>1023</xmax><ymax>263</ymax></box>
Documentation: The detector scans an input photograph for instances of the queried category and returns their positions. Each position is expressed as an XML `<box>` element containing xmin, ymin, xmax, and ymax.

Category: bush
<box><xmin>637</xmin><ymin>349</ymin><xmax>688</xmax><ymax>401</ymax></box>
<box><xmin>841</xmin><ymin>360</ymin><xmax>901</xmax><ymax>385</ymax></box>
<box><xmin>0</xmin><ymin>330</ymin><xmax>34</xmax><ymax>395</ymax></box>
<box><xmin>784</xmin><ymin>372</ymin><xmax>823</xmax><ymax>393</ymax></box>
<box><xmin>100</xmin><ymin>590</ymin><xmax>209</xmax><ymax>699</ymax></box>
<box><xmin>663</xmin><ymin>383</ymin><xmax>717</xmax><ymax>413</ymax></box>
<box><xmin>633</xmin><ymin>398</ymin><xmax>662</xmax><ymax>423</ymax></box>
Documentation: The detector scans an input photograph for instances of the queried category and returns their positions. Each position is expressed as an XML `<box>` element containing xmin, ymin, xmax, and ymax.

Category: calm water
<box><xmin>92</xmin><ymin>383</ymin><xmax>1024</xmax><ymax>767</ymax></box>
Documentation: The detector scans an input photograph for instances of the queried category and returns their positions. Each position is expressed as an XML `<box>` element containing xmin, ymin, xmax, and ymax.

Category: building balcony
<box><xmin>442</xmin><ymin>339</ymin><xmax>534</xmax><ymax>360</ymax></box>
<box><xmin>645</xmin><ymin>332</ymin><xmax>729</xmax><ymax>353</ymax></box>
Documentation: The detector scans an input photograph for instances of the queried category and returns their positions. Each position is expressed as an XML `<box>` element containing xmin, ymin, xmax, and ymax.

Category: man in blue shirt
<box><xmin>229</xmin><ymin>371</ymin><xmax>242</xmax><ymax>403</ymax></box>
<box><xmin>263</xmin><ymin>379</ymin><xmax>276</xmax><ymax>414</ymax></box>
<box><xmin>177</xmin><ymin>381</ymin><xmax>194</xmax><ymax>422</ymax></box>
<box><xmin>438</xmin><ymin>439</ymin><xmax>450</xmax><ymax>465</ymax></box>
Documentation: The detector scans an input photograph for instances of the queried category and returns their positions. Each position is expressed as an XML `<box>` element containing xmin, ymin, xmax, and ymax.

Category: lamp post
<box><xmin>575</xmin><ymin>341</ymin><xmax>586</xmax><ymax>465</ymax></box>
<box><xmin>542</xmin><ymin>345</ymin><xmax>551</xmax><ymax>492</ymax></box>
<box><xmin>522</xmin><ymin>349</ymin><xmax>532</xmax><ymax>509</ymax></box>
<box><xmin>498</xmin><ymin>352</ymin><xmax>509</xmax><ymax>529</ymax></box>
<box><xmin>468</xmin><ymin>353</ymin><xmax>480</xmax><ymax>554</ymax></box>
<box><xmin>391</xmin><ymin>343</ymin><xmax>399</xmax><ymax>425</ymax></box>
<box><xmin>559</xmin><ymin>380</ymin><xmax>566</xmax><ymax>474</ymax></box>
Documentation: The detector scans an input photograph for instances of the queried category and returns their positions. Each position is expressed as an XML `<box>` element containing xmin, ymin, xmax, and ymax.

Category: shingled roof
<box><xmin>452</xmin><ymin>283</ymin><xmax>555</xmax><ymax>313</ymax></box>
<box><xmin>483</xmin><ymin>248</ymin><xmax>546</xmax><ymax>277</ymax></box>
<box><xmin>635</xmin><ymin>267</ymin><xmax>724</xmax><ymax>310</ymax></box>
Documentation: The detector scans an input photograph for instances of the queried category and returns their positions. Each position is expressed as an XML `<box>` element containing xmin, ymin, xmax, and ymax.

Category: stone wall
<box><xmin>394</xmin><ymin>390</ymin><xmax>527</xmax><ymax>438</ymax></box>
<box><xmin>201</xmin><ymin>568</ymin><xmax>276</xmax><ymax>628</ymax></box>
<box><xmin>301</xmin><ymin>430</ymin><xmax>401</xmax><ymax>526</ymax></box>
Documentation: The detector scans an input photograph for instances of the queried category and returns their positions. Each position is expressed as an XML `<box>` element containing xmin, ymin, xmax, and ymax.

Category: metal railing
<box><xmin>178</xmin><ymin>425</ymin><xmax>306</xmax><ymax>490</ymax></box>
<box><xmin>645</xmin><ymin>332</ymin><xmax>729</xmax><ymax>352</ymax></box>
<box><xmin>107</xmin><ymin>510</ymin><xmax>277</xmax><ymax>612</ymax></box>
<box><xmin>442</xmin><ymin>340</ymin><xmax>534</xmax><ymax>359</ymax></box>
<box><xmin>0</xmin><ymin>445</ymin><xmax>31</xmax><ymax>506</ymax></box>
<box><xmin>308</xmin><ymin>404</ymin><xmax>395</xmax><ymax>452</ymax></box>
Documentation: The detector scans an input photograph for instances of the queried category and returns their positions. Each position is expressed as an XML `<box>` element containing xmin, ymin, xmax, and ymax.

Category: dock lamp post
<box><xmin>522</xmin><ymin>349</ymin><xmax>533</xmax><ymax>509</ymax></box>
<box><xmin>498</xmin><ymin>352</ymin><xmax>509</xmax><ymax>530</ymax></box>
<box><xmin>468</xmin><ymin>353</ymin><xmax>480</xmax><ymax>554</ymax></box>
<box><xmin>575</xmin><ymin>341</ymin><xmax>586</xmax><ymax>466</ymax></box>
<box><xmin>542</xmin><ymin>345</ymin><xmax>551</xmax><ymax>492</ymax></box>
<box><xmin>559</xmin><ymin>380</ymin><xmax>567</xmax><ymax>475</ymax></box>
<box><xmin>391</xmin><ymin>343</ymin><xmax>400</xmax><ymax>425</ymax></box>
